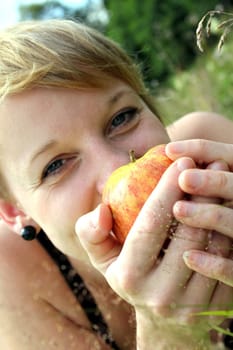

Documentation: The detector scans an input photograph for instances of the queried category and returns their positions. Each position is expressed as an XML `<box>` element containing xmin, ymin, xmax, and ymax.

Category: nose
<box><xmin>94</xmin><ymin>145</ymin><xmax>130</xmax><ymax>196</ymax></box>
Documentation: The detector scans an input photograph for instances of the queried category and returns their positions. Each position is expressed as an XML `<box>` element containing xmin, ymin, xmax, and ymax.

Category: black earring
<box><xmin>21</xmin><ymin>226</ymin><xmax>37</xmax><ymax>241</ymax></box>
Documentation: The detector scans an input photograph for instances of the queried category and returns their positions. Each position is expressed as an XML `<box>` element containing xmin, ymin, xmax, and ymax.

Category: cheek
<box><xmin>34</xmin><ymin>198</ymin><xmax>87</xmax><ymax>257</ymax></box>
<box><xmin>135</xmin><ymin>117</ymin><xmax>169</xmax><ymax>153</ymax></box>
<box><xmin>28</xmin><ymin>182</ymin><xmax>93</xmax><ymax>252</ymax></box>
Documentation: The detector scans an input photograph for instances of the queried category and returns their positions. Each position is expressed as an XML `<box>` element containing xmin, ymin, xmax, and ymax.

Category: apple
<box><xmin>102</xmin><ymin>144</ymin><xmax>173</xmax><ymax>243</ymax></box>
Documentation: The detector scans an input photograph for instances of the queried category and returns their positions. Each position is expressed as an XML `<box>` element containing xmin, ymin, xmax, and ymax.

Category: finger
<box><xmin>75</xmin><ymin>204</ymin><xmax>121</xmax><ymax>274</ymax></box>
<box><xmin>171</xmin><ymin>180</ymin><xmax>229</xmax><ymax>310</ymax></box>
<box><xmin>184</xmin><ymin>159</ymin><xmax>229</xmax><ymax>207</ymax></box>
<box><xmin>157</xmin><ymin>213</ymin><xmax>228</xmax><ymax>303</ymax></box>
<box><xmin>183</xmin><ymin>250</ymin><xmax>233</xmax><ymax>287</ymax></box>
<box><xmin>207</xmin><ymin>159</ymin><xmax>229</xmax><ymax>172</ymax></box>
<box><xmin>118</xmin><ymin>158</ymin><xmax>196</xmax><ymax>279</ymax></box>
<box><xmin>154</xmin><ymin>224</ymin><xmax>209</xmax><ymax>300</ymax></box>
<box><xmin>207</xmin><ymin>283</ymin><xmax>233</xmax><ymax>327</ymax></box>
<box><xmin>174</xmin><ymin>158</ymin><xmax>233</xmax><ymax>239</ymax></box>
<box><xmin>153</xmin><ymin>196</ymin><xmax>218</xmax><ymax>305</ymax></box>
<box><xmin>163</xmin><ymin>163</ymin><xmax>219</xmax><ymax>294</ymax></box>
<box><xmin>182</xmin><ymin>159</ymin><xmax>229</xmax><ymax>205</ymax></box>
<box><xmin>180</xmin><ymin>232</ymin><xmax>230</xmax><ymax>312</ymax></box>
<box><xmin>206</xmin><ymin>231</ymin><xmax>231</xmax><ymax>258</ymax></box>
<box><xmin>181</xmin><ymin>273</ymin><xmax>216</xmax><ymax>314</ymax></box>
<box><xmin>174</xmin><ymin>201</ymin><xmax>233</xmax><ymax>239</ymax></box>
<box><xmin>209</xmin><ymin>283</ymin><xmax>233</xmax><ymax>314</ymax></box>
<box><xmin>166</xmin><ymin>140</ymin><xmax>233</xmax><ymax>170</ymax></box>
<box><xmin>182</xmin><ymin>283</ymin><xmax>233</xmax><ymax>328</ymax></box>
<box><xmin>178</xmin><ymin>168</ymin><xmax>233</xmax><ymax>200</ymax></box>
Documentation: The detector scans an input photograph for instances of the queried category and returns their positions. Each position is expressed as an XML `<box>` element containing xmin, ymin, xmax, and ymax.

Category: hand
<box><xmin>166</xmin><ymin>139</ymin><xmax>233</xmax><ymax>287</ymax></box>
<box><xmin>75</xmin><ymin>157</ymin><xmax>231</xmax><ymax>346</ymax></box>
<box><xmin>76</xmin><ymin>157</ymin><xmax>195</xmax><ymax>295</ymax></box>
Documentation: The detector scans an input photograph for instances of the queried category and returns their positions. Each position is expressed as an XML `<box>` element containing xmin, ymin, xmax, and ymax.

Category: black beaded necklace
<box><xmin>37</xmin><ymin>230</ymin><xmax>120</xmax><ymax>350</ymax></box>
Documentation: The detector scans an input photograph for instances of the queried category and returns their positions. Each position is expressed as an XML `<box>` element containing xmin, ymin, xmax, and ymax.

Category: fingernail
<box><xmin>183</xmin><ymin>250</ymin><xmax>204</xmax><ymax>267</ymax></box>
<box><xmin>177</xmin><ymin>158</ymin><xmax>192</xmax><ymax>171</ymax></box>
<box><xmin>183</xmin><ymin>251</ymin><xmax>194</xmax><ymax>269</ymax></box>
<box><xmin>186</xmin><ymin>171</ymin><xmax>202</xmax><ymax>189</ymax></box>
<box><xmin>183</xmin><ymin>251</ymin><xmax>191</xmax><ymax>262</ymax></box>
<box><xmin>174</xmin><ymin>201</ymin><xmax>195</xmax><ymax>217</ymax></box>
<box><xmin>183</xmin><ymin>251</ymin><xmax>196</xmax><ymax>266</ymax></box>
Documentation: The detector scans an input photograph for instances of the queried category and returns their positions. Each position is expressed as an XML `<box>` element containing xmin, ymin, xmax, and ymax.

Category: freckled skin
<box><xmin>102</xmin><ymin>144</ymin><xmax>173</xmax><ymax>243</ymax></box>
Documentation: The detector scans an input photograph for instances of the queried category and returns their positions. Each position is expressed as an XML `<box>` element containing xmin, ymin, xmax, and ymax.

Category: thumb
<box><xmin>75</xmin><ymin>203</ymin><xmax>122</xmax><ymax>274</ymax></box>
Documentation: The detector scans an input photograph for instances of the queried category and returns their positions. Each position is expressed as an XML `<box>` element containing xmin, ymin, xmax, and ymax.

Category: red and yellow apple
<box><xmin>102</xmin><ymin>144</ymin><xmax>173</xmax><ymax>243</ymax></box>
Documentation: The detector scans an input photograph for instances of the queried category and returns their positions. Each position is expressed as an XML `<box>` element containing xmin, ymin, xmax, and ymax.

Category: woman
<box><xmin>0</xmin><ymin>19</ymin><xmax>232</xmax><ymax>349</ymax></box>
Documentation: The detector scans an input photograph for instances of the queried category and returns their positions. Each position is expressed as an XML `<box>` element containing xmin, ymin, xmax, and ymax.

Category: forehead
<box><xmin>0</xmin><ymin>88</ymin><xmax>74</xmax><ymax>155</ymax></box>
<box><xmin>0</xmin><ymin>81</ymin><xmax>136</xmax><ymax>132</ymax></box>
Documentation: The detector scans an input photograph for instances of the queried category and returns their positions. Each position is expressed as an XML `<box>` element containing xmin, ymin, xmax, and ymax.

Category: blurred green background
<box><xmin>19</xmin><ymin>0</ymin><xmax>233</xmax><ymax>124</ymax></box>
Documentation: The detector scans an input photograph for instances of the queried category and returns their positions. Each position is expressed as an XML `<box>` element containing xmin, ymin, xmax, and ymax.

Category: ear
<box><xmin>0</xmin><ymin>199</ymin><xmax>40</xmax><ymax>235</ymax></box>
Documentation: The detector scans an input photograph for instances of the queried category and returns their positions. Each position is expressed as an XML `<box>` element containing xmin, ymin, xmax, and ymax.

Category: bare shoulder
<box><xmin>0</xmin><ymin>222</ymin><xmax>73</xmax><ymax>304</ymax></box>
<box><xmin>0</xmin><ymin>223</ymin><xmax>100</xmax><ymax>349</ymax></box>
<box><xmin>166</xmin><ymin>111</ymin><xmax>233</xmax><ymax>144</ymax></box>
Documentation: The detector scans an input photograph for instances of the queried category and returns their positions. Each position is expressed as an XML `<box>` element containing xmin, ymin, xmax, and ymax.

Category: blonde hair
<box><xmin>0</xmin><ymin>19</ymin><xmax>159</xmax><ymax>200</ymax></box>
<box><xmin>0</xmin><ymin>19</ymin><xmax>157</xmax><ymax>110</ymax></box>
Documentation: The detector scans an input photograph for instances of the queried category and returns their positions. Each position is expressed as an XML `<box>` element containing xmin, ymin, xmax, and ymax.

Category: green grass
<box><xmin>194</xmin><ymin>310</ymin><xmax>233</xmax><ymax>337</ymax></box>
<box><xmin>155</xmin><ymin>36</ymin><xmax>233</xmax><ymax>125</ymax></box>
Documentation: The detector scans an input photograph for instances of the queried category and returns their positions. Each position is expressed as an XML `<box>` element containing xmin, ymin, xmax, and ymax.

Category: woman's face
<box><xmin>0</xmin><ymin>80</ymin><xmax>169</xmax><ymax>259</ymax></box>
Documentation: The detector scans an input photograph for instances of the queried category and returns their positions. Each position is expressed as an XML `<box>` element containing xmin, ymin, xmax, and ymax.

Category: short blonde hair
<box><xmin>0</xmin><ymin>19</ymin><xmax>159</xmax><ymax>201</ymax></box>
<box><xmin>0</xmin><ymin>19</ymin><xmax>157</xmax><ymax>110</ymax></box>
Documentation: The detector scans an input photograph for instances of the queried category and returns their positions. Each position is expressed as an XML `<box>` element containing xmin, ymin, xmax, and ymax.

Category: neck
<box><xmin>68</xmin><ymin>256</ymin><xmax>108</xmax><ymax>288</ymax></box>
<box><xmin>69</xmin><ymin>256</ymin><xmax>136</xmax><ymax>350</ymax></box>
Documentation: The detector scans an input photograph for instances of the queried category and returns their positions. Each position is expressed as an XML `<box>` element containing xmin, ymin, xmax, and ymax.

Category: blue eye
<box><xmin>42</xmin><ymin>159</ymin><xmax>66</xmax><ymax>179</ymax></box>
<box><xmin>110</xmin><ymin>107</ymin><xmax>139</xmax><ymax>131</ymax></box>
<box><xmin>41</xmin><ymin>154</ymin><xmax>79</xmax><ymax>183</ymax></box>
<box><xmin>111</xmin><ymin>113</ymin><xmax>128</xmax><ymax>127</ymax></box>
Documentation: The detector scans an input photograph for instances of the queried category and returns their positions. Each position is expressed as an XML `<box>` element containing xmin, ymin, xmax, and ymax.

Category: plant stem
<box><xmin>129</xmin><ymin>149</ymin><xmax>136</xmax><ymax>162</ymax></box>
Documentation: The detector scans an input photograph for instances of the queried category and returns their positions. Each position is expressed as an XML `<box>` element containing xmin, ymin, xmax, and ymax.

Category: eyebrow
<box><xmin>30</xmin><ymin>140</ymin><xmax>57</xmax><ymax>164</ymax></box>
<box><xmin>108</xmin><ymin>88</ymin><xmax>134</xmax><ymax>106</ymax></box>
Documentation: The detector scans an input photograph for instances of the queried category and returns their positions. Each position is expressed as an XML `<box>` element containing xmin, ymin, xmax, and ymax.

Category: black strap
<box><xmin>223</xmin><ymin>319</ymin><xmax>233</xmax><ymax>349</ymax></box>
<box><xmin>37</xmin><ymin>231</ymin><xmax>120</xmax><ymax>349</ymax></box>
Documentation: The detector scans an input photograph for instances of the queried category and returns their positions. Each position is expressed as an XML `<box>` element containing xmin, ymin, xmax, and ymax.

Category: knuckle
<box><xmin>151</xmin><ymin>297</ymin><xmax>176</xmax><ymax>317</ymax></box>
<box><xmin>75</xmin><ymin>215</ymin><xmax>86</xmax><ymax>236</ymax></box>
<box><xmin>116</xmin><ymin>268</ymin><xmax>139</xmax><ymax>295</ymax></box>
<box><xmin>211</xmin><ymin>206</ymin><xmax>224</xmax><ymax>227</ymax></box>
<box><xmin>217</xmin><ymin>172</ymin><xmax>228</xmax><ymax>189</ymax></box>
<box><xmin>194</xmin><ymin>139</ymin><xmax>208</xmax><ymax>158</ymax></box>
<box><xmin>142</xmin><ymin>204</ymin><xmax>172</xmax><ymax>230</ymax></box>
<box><xmin>222</xmin><ymin>261</ymin><xmax>233</xmax><ymax>278</ymax></box>
<box><xmin>215</xmin><ymin>259</ymin><xmax>230</xmax><ymax>278</ymax></box>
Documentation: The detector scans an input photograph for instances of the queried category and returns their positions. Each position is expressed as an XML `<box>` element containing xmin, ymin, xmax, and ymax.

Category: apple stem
<box><xmin>129</xmin><ymin>149</ymin><xmax>136</xmax><ymax>162</ymax></box>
